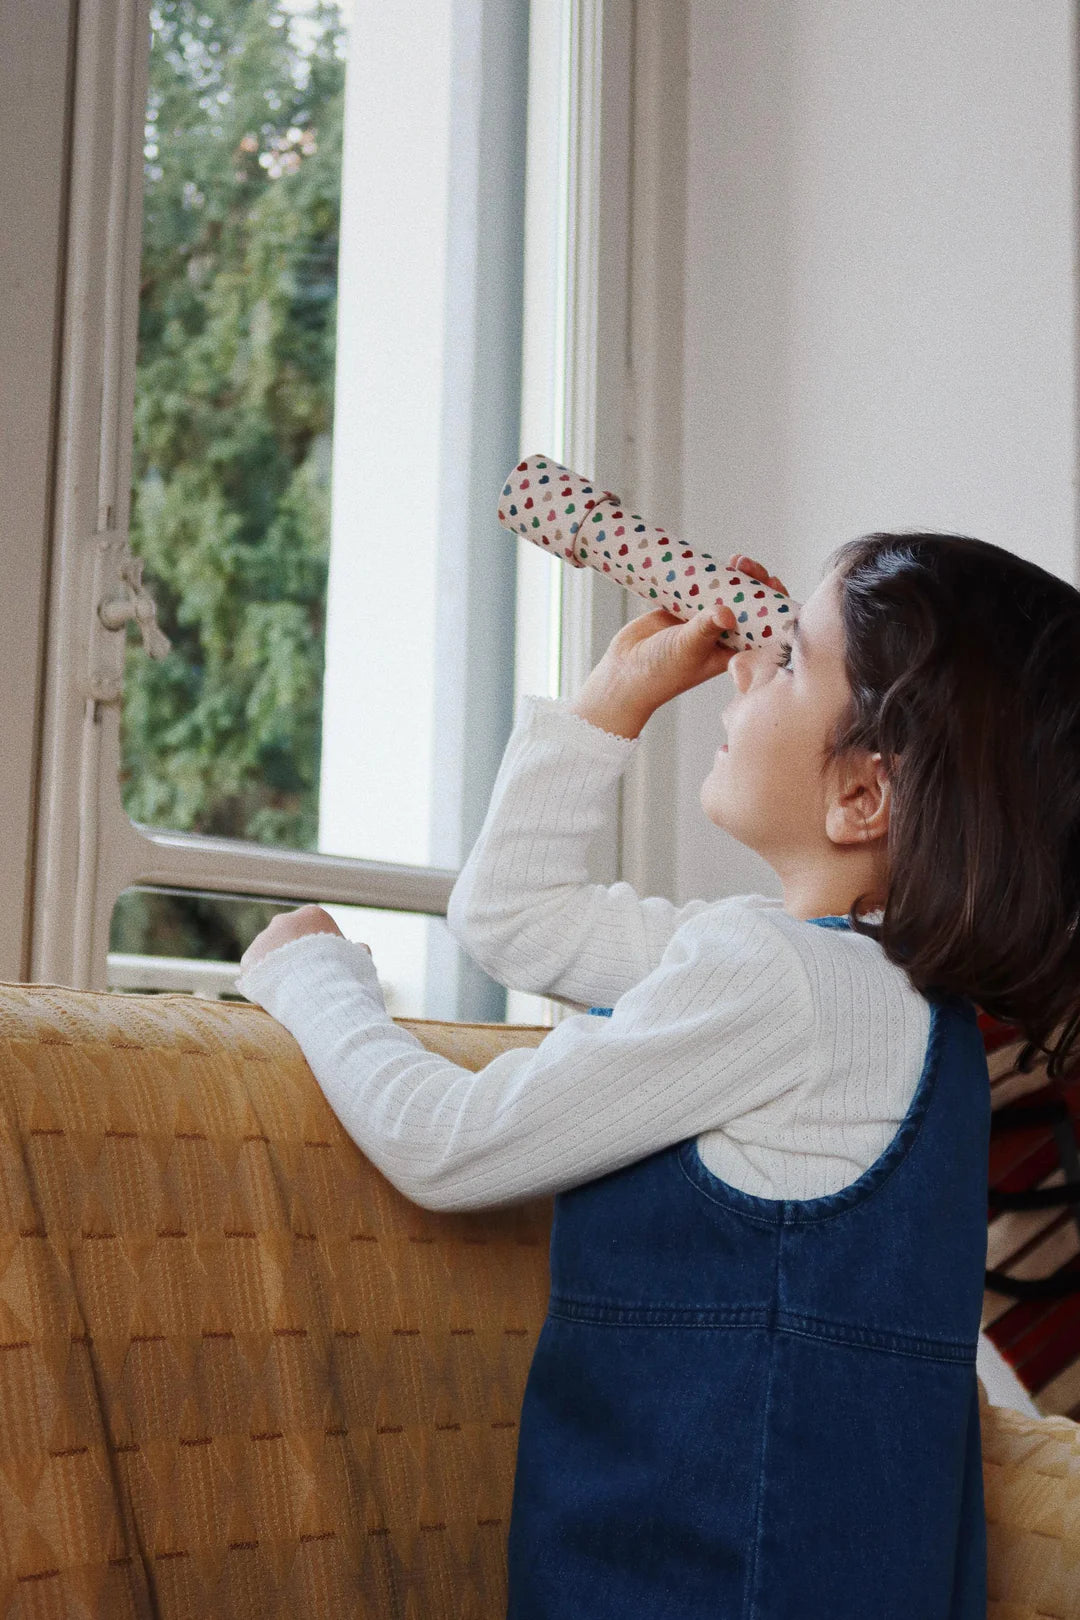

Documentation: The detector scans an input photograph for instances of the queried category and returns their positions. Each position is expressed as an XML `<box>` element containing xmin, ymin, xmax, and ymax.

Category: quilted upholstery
<box><xmin>0</xmin><ymin>980</ymin><xmax>1074</xmax><ymax>1618</ymax></box>
<box><xmin>0</xmin><ymin>984</ymin><xmax>549</xmax><ymax>1617</ymax></box>
<box><xmin>980</xmin><ymin>1377</ymin><xmax>1080</xmax><ymax>1616</ymax></box>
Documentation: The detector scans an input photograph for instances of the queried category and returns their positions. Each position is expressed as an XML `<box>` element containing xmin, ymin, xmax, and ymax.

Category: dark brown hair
<box><xmin>822</xmin><ymin>530</ymin><xmax>1080</xmax><ymax>1079</ymax></box>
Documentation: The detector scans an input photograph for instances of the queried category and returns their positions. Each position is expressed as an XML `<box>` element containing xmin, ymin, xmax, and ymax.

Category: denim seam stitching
<box><xmin>744</xmin><ymin>1224</ymin><xmax>781</xmax><ymax>1620</ymax></box>
<box><xmin>674</xmin><ymin>1151</ymin><xmax>782</xmax><ymax>1225</ymax></box>
<box><xmin>545</xmin><ymin>1298</ymin><xmax>975</xmax><ymax>1360</ymax></box>
<box><xmin>777</xmin><ymin>1322</ymin><xmax>976</xmax><ymax>1365</ymax></box>
<box><xmin>781</xmin><ymin>1307</ymin><xmax>976</xmax><ymax>1351</ymax></box>
<box><xmin>548</xmin><ymin>1296</ymin><xmax>768</xmax><ymax>1324</ymax></box>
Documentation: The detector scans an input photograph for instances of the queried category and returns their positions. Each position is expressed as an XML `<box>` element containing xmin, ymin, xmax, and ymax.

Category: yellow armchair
<box><xmin>0</xmin><ymin>981</ymin><xmax>1074</xmax><ymax>1617</ymax></box>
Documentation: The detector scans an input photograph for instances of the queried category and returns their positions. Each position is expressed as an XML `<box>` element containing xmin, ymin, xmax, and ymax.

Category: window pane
<box><xmin>108</xmin><ymin>886</ymin><xmax>533</xmax><ymax>1023</ymax></box>
<box><xmin>122</xmin><ymin>0</ymin><xmax>528</xmax><ymax>874</ymax></box>
<box><xmin>124</xmin><ymin>0</ymin><xmax>345</xmax><ymax>850</ymax></box>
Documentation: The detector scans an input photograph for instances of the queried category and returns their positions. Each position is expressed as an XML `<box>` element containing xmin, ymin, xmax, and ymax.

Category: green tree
<box><xmin>120</xmin><ymin>0</ymin><xmax>344</xmax><ymax>853</ymax></box>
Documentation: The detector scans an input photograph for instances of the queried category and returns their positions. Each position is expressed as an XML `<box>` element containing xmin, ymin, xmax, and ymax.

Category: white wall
<box><xmin>673</xmin><ymin>0</ymin><xmax>1079</xmax><ymax>904</ymax></box>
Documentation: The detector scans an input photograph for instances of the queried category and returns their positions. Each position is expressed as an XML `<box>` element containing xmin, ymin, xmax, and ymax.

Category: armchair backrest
<box><xmin>0</xmin><ymin>982</ymin><xmax>550</xmax><ymax>1616</ymax></box>
<box><xmin>0</xmin><ymin>981</ymin><xmax>1075</xmax><ymax>1619</ymax></box>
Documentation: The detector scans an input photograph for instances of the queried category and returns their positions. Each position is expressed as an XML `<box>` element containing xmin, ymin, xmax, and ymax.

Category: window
<box><xmin>32</xmin><ymin>0</ymin><xmax>633</xmax><ymax>1026</ymax></box>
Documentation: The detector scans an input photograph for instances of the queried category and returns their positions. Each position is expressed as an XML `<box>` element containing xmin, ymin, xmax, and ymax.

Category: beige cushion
<box><xmin>979</xmin><ymin>1374</ymin><xmax>1080</xmax><ymax>1617</ymax></box>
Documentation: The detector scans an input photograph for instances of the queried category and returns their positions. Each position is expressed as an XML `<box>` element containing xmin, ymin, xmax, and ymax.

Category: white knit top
<box><xmin>235</xmin><ymin>693</ymin><xmax>932</xmax><ymax>1212</ymax></box>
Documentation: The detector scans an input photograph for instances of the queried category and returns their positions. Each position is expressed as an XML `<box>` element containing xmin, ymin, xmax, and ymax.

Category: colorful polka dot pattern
<box><xmin>498</xmin><ymin>454</ymin><xmax>799</xmax><ymax>651</ymax></box>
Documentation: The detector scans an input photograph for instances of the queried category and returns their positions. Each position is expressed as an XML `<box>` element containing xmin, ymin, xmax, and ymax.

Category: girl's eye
<box><xmin>775</xmin><ymin>638</ymin><xmax>794</xmax><ymax>671</ymax></box>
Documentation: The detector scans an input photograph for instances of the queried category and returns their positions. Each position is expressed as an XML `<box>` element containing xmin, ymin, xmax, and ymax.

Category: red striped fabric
<box><xmin>980</xmin><ymin>1008</ymin><xmax>1080</xmax><ymax>1417</ymax></box>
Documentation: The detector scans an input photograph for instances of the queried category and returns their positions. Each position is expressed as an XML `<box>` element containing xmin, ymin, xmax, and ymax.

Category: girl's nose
<box><xmin>728</xmin><ymin>648</ymin><xmax>754</xmax><ymax>692</ymax></box>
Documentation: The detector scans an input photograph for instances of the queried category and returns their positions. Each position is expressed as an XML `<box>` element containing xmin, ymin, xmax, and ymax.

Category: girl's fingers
<box><xmin>706</xmin><ymin>606</ymin><xmax>737</xmax><ymax>646</ymax></box>
<box><xmin>728</xmin><ymin>551</ymin><xmax>789</xmax><ymax>597</ymax></box>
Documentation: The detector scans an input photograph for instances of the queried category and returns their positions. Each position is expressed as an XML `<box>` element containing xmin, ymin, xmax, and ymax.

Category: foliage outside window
<box><xmin>121</xmin><ymin>0</ymin><xmax>344</xmax><ymax>852</ymax></box>
<box><xmin>114</xmin><ymin>0</ymin><xmax>344</xmax><ymax>964</ymax></box>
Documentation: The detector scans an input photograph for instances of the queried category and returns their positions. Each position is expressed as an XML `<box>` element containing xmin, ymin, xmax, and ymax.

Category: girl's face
<box><xmin>699</xmin><ymin>567</ymin><xmax>891</xmax><ymax>920</ymax></box>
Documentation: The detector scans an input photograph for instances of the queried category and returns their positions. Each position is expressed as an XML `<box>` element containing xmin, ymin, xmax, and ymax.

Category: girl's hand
<box><xmin>568</xmin><ymin>551</ymin><xmax>791</xmax><ymax>737</ymax></box>
<box><xmin>240</xmin><ymin>903</ymin><xmax>356</xmax><ymax>974</ymax></box>
<box><xmin>727</xmin><ymin>552</ymin><xmax>790</xmax><ymax>597</ymax></box>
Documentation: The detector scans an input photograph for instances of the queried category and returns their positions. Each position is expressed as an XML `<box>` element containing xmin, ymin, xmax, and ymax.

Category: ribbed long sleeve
<box><xmin>445</xmin><ymin>696</ymin><xmax>718</xmax><ymax>1009</ymax></box>
<box><xmin>237</xmin><ymin>693</ymin><xmax>932</xmax><ymax>1210</ymax></box>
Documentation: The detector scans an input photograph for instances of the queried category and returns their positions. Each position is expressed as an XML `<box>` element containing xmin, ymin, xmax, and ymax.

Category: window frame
<box><xmin>28</xmin><ymin>0</ymin><xmax>641</xmax><ymax>1002</ymax></box>
<box><xmin>0</xmin><ymin>0</ymin><xmax>77</xmax><ymax>985</ymax></box>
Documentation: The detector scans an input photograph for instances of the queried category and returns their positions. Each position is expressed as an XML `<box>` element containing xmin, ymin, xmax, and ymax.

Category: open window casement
<box><xmin>30</xmin><ymin>0</ymin><xmax>652</xmax><ymax>1024</ymax></box>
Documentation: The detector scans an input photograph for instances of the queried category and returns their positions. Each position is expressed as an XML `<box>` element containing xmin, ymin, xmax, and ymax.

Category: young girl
<box><xmin>238</xmin><ymin>532</ymin><xmax>1080</xmax><ymax>1619</ymax></box>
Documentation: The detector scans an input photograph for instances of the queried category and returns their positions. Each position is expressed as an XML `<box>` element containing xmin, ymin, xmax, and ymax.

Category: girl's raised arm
<box><xmin>449</xmin><ymin>554</ymin><xmax>785</xmax><ymax>1009</ymax></box>
<box><xmin>446</xmin><ymin>693</ymin><xmax>719</xmax><ymax>1009</ymax></box>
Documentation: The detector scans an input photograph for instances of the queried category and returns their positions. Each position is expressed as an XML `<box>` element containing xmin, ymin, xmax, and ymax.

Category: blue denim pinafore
<box><xmin>506</xmin><ymin>914</ymin><xmax>992</xmax><ymax>1619</ymax></box>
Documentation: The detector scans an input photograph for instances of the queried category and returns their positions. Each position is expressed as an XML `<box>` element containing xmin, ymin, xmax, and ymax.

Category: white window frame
<box><xmin>28</xmin><ymin>0</ymin><xmax>648</xmax><ymax>1001</ymax></box>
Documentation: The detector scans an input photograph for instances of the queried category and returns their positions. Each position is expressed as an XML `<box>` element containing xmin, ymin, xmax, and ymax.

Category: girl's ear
<box><xmin>824</xmin><ymin>751</ymin><xmax>891</xmax><ymax>846</ymax></box>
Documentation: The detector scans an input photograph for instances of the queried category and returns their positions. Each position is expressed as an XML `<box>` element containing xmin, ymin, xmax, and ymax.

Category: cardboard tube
<box><xmin>499</xmin><ymin>454</ymin><xmax>799</xmax><ymax>651</ymax></box>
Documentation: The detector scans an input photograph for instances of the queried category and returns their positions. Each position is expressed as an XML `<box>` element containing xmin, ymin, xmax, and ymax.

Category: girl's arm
<box><xmin>446</xmin><ymin>693</ymin><xmax>719</xmax><ymax>1009</ymax></box>
<box><xmin>235</xmin><ymin>903</ymin><xmax>813</xmax><ymax>1212</ymax></box>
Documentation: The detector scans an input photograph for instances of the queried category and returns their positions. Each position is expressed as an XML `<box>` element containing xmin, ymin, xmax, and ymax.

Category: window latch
<box><xmin>97</xmin><ymin>551</ymin><xmax>171</xmax><ymax>660</ymax></box>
